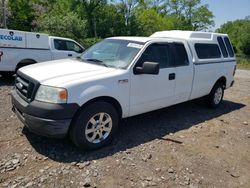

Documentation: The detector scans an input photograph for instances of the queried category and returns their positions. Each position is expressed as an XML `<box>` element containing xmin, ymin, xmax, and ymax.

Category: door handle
<box><xmin>169</xmin><ymin>73</ymin><xmax>175</xmax><ymax>80</ymax></box>
<box><xmin>68</xmin><ymin>54</ymin><xmax>72</xmax><ymax>57</ymax></box>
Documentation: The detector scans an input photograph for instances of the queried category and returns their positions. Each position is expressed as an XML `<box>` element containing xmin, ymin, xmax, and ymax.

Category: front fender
<box><xmin>79</xmin><ymin>85</ymin><xmax>114</xmax><ymax>105</ymax></box>
<box><xmin>68</xmin><ymin>82</ymin><xmax>130</xmax><ymax>118</ymax></box>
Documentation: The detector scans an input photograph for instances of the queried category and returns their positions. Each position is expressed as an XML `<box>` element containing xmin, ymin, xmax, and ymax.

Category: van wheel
<box><xmin>205</xmin><ymin>82</ymin><xmax>224</xmax><ymax>108</ymax></box>
<box><xmin>70</xmin><ymin>102</ymin><xmax>119</xmax><ymax>150</ymax></box>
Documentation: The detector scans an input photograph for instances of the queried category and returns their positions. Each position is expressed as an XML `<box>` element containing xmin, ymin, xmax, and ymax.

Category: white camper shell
<box><xmin>150</xmin><ymin>30</ymin><xmax>236</xmax><ymax>63</ymax></box>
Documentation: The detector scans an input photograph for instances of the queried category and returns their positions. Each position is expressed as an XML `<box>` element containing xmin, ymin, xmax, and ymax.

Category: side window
<box><xmin>54</xmin><ymin>39</ymin><xmax>67</xmax><ymax>51</ymax></box>
<box><xmin>173</xmin><ymin>43</ymin><xmax>189</xmax><ymax>66</ymax></box>
<box><xmin>66</xmin><ymin>41</ymin><xmax>83</xmax><ymax>53</ymax></box>
<box><xmin>54</xmin><ymin>39</ymin><xmax>83</xmax><ymax>53</ymax></box>
<box><xmin>217</xmin><ymin>37</ymin><xmax>228</xmax><ymax>58</ymax></box>
<box><xmin>224</xmin><ymin>37</ymin><xmax>234</xmax><ymax>57</ymax></box>
<box><xmin>137</xmin><ymin>43</ymin><xmax>173</xmax><ymax>69</ymax></box>
<box><xmin>195</xmin><ymin>43</ymin><xmax>221</xmax><ymax>59</ymax></box>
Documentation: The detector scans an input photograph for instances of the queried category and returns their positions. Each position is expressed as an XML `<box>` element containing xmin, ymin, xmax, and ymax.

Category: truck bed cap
<box><xmin>150</xmin><ymin>30</ymin><xmax>228</xmax><ymax>41</ymax></box>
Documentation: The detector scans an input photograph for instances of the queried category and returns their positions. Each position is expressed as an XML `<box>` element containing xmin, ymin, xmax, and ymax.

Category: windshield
<box><xmin>81</xmin><ymin>39</ymin><xmax>144</xmax><ymax>69</ymax></box>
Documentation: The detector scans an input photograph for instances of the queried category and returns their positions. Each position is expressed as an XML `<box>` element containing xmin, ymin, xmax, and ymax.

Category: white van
<box><xmin>0</xmin><ymin>29</ymin><xmax>85</xmax><ymax>77</ymax></box>
<box><xmin>11</xmin><ymin>31</ymin><xmax>236</xmax><ymax>150</ymax></box>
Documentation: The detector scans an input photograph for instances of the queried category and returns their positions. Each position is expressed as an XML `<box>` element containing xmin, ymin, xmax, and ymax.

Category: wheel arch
<box><xmin>215</xmin><ymin>76</ymin><xmax>227</xmax><ymax>89</ymax></box>
<box><xmin>208</xmin><ymin>76</ymin><xmax>227</xmax><ymax>95</ymax></box>
<box><xmin>15</xmin><ymin>58</ymin><xmax>37</xmax><ymax>72</ymax></box>
<box><xmin>74</xmin><ymin>96</ymin><xmax>123</xmax><ymax>120</ymax></box>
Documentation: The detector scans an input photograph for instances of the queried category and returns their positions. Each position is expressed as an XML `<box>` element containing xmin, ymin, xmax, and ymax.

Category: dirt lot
<box><xmin>0</xmin><ymin>70</ymin><xmax>249</xmax><ymax>188</ymax></box>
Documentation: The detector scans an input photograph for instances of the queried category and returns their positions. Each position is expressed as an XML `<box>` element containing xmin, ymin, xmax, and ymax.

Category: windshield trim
<box><xmin>105</xmin><ymin>38</ymin><xmax>145</xmax><ymax>45</ymax></box>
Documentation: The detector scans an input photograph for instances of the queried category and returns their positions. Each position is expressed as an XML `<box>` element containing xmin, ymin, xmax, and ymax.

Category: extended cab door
<box><xmin>172</xmin><ymin>42</ymin><xmax>194</xmax><ymax>104</ymax></box>
<box><xmin>51</xmin><ymin>38</ymin><xmax>84</xmax><ymax>60</ymax></box>
<box><xmin>129</xmin><ymin>43</ymin><xmax>176</xmax><ymax>116</ymax></box>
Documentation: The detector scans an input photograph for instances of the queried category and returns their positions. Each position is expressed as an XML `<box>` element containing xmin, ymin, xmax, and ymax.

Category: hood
<box><xmin>19</xmin><ymin>59</ymin><xmax>118</xmax><ymax>86</ymax></box>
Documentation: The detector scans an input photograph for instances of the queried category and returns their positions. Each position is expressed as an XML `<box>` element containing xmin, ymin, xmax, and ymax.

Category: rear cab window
<box><xmin>173</xmin><ymin>43</ymin><xmax>189</xmax><ymax>66</ymax></box>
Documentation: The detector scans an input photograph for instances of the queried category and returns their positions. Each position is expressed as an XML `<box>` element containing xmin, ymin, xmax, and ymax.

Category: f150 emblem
<box><xmin>16</xmin><ymin>82</ymin><xmax>23</xmax><ymax>90</ymax></box>
<box><xmin>0</xmin><ymin>51</ymin><xmax>3</xmax><ymax>61</ymax></box>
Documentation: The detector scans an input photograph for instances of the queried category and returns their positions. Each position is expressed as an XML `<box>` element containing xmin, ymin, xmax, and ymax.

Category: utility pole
<box><xmin>1</xmin><ymin>0</ymin><xmax>7</xmax><ymax>28</ymax></box>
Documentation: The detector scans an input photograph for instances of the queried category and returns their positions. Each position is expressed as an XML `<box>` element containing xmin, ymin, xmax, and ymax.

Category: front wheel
<box><xmin>70</xmin><ymin>102</ymin><xmax>119</xmax><ymax>150</ymax></box>
<box><xmin>205</xmin><ymin>82</ymin><xmax>224</xmax><ymax>108</ymax></box>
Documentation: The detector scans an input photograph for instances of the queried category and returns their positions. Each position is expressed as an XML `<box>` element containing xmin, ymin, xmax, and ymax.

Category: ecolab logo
<box><xmin>0</xmin><ymin>35</ymin><xmax>23</xmax><ymax>41</ymax></box>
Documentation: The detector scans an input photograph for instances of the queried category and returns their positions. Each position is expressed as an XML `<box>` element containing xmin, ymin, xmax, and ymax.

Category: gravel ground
<box><xmin>0</xmin><ymin>69</ymin><xmax>249</xmax><ymax>188</ymax></box>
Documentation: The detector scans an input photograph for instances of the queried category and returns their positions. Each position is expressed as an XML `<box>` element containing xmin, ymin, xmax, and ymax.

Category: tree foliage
<box><xmin>2</xmin><ymin>0</ymin><xmax>216</xmax><ymax>46</ymax></box>
<box><xmin>136</xmin><ymin>8</ymin><xmax>174</xmax><ymax>36</ymax></box>
<box><xmin>7</xmin><ymin>0</ymin><xmax>36</xmax><ymax>31</ymax></box>
<box><xmin>37</xmin><ymin>12</ymin><xmax>87</xmax><ymax>41</ymax></box>
<box><xmin>217</xmin><ymin>17</ymin><xmax>250</xmax><ymax>55</ymax></box>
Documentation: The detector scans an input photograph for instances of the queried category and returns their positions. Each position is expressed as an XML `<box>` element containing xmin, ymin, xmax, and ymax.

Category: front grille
<box><xmin>15</xmin><ymin>74</ymin><xmax>37</xmax><ymax>102</ymax></box>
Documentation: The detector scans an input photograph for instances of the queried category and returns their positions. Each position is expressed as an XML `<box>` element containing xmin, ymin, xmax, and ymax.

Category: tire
<box><xmin>0</xmin><ymin>72</ymin><xmax>14</xmax><ymax>78</ymax></box>
<box><xmin>70</xmin><ymin>101</ymin><xmax>119</xmax><ymax>150</ymax></box>
<box><xmin>205</xmin><ymin>82</ymin><xmax>224</xmax><ymax>108</ymax></box>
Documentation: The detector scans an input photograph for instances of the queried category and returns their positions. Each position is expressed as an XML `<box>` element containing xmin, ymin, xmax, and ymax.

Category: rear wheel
<box><xmin>70</xmin><ymin>101</ymin><xmax>119</xmax><ymax>150</ymax></box>
<box><xmin>205</xmin><ymin>82</ymin><xmax>224</xmax><ymax>108</ymax></box>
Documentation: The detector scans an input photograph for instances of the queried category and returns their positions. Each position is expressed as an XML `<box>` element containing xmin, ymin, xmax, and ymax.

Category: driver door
<box><xmin>129</xmin><ymin>43</ymin><xmax>176</xmax><ymax>116</ymax></box>
<box><xmin>52</xmin><ymin>39</ymin><xmax>84</xmax><ymax>60</ymax></box>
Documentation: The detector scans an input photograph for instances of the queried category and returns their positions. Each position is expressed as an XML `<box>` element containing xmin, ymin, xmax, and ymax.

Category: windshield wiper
<box><xmin>84</xmin><ymin>58</ymin><xmax>103</xmax><ymax>63</ymax></box>
<box><xmin>83</xmin><ymin>58</ymin><xmax>110</xmax><ymax>67</ymax></box>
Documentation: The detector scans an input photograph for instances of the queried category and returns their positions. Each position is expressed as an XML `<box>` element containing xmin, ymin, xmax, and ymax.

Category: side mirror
<box><xmin>134</xmin><ymin>62</ymin><xmax>159</xmax><ymax>75</ymax></box>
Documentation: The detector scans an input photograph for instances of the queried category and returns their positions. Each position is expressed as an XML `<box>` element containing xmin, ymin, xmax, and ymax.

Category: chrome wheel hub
<box><xmin>214</xmin><ymin>87</ymin><xmax>223</xmax><ymax>105</ymax></box>
<box><xmin>85</xmin><ymin>112</ymin><xmax>112</xmax><ymax>144</ymax></box>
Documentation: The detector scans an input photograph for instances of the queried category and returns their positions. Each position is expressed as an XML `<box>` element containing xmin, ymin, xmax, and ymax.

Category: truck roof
<box><xmin>109</xmin><ymin>31</ymin><xmax>228</xmax><ymax>43</ymax></box>
<box><xmin>108</xmin><ymin>36</ymin><xmax>186</xmax><ymax>44</ymax></box>
<box><xmin>150</xmin><ymin>30</ymin><xmax>228</xmax><ymax>41</ymax></box>
<box><xmin>49</xmin><ymin>36</ymin><xmax>76</xmax><ymax>41</ymax></box>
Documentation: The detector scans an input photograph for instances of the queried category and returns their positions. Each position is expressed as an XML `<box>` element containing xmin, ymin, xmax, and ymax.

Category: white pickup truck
<box><xmin>0</xmin><ymin>29</ymin><xmax>84</xmax><ymax>77</ymax></box>
<box><xmin>11</xmin><ymin>31</ymin><xmax>236</xmax><ymax>150</ymax></box>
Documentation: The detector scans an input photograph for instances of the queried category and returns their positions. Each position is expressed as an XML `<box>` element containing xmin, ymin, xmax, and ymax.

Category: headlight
<box><xmin>35</xmin><ymin>85</ymin><xmax>68</xmax><ymax>104</ymax></box>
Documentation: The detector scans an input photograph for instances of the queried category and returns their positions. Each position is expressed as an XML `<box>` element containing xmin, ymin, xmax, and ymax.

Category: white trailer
<box><xmin>0</xmin><ymin>29</ymin><xmax>85</xmax><ymax>77</ymax></box>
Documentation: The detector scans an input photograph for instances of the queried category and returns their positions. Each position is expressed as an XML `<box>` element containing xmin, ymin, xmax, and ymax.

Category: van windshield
<box><xmin>81</xmin><ymin>39</ymin><xmax>144</xmax><ymax>69</ymax></box>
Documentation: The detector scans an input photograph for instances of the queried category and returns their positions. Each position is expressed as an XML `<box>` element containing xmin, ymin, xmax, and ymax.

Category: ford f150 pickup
<box><xmin>0</xmin><ymin>29</ymin><xmax>84</xmax><ymax>77</ymax></box>
<box><xmin>11</xmin><ymin>31</ymin><xmax>236</xmax><ymax>150</ymax></box>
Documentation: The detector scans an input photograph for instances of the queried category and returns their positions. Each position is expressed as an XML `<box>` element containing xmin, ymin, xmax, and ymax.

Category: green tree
<box><xmin>95</xmin><ymin>4</ymin><xmax>126</xmax><ymax>37</ymax></box>
<box><xmin>136</xmin><ymin>8</ymin><xmax>174</xmax><ymax>36</ymax></box>
<box><xmin>7</xmin><ymin>0</ymin><xmax>36</xmax><ymax>31</ymax></box>
<box><xmin>37</xmin><ymin>12</ymin><xmax>87</xmax><ymax>41</ymax></box>
<box><xmin>113</xmin><ymin>0</ymin><xmax>140</xmax><ymax>35</ymax></box>
<box><xmin>114</xmin><ymin>0</ymin><xmax>139</xmax><ymax>26</ymax></box>
<box><xmin>192</xmin><ymin>5</ymin><xmax>214</xmax><ymax>30</ymax></box>
<box><xmin>167</xmin><ymin>0</ymin><xmax>214</xmax><ymax>31</ymax></box>
<box><xmin>5</xmin><ymin>0</ymin><xmax>216</xmax><ymax>44</ymax></box>
<box><xmin>72</xmin><ymin>0</ymin><xmax>107</xmax><ymax>37</ymax></box>
<box><xmin>217</xmin><ymin>17</ymin><xmax>250</xmax><ymax>55</ymax></box>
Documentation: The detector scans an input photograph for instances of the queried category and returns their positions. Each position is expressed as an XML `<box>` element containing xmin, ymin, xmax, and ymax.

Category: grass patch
<box><xmin>236</xmin><ymin>55</ymin><xmax>250</xmax><ymax>69</ymax></box>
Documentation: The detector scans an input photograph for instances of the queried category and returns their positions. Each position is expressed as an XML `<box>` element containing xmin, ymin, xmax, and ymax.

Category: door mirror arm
<box><xmin>135</xmin><ymin>67</ymin><xmax>143</xmax><ymax>74</ymax></box>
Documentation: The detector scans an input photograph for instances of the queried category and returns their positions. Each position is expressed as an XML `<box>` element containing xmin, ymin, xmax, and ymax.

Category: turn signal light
<box><xmin>59</xmin><ymin>90</ymin><xmax>68</xmax><ymax>101</ymax></box>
